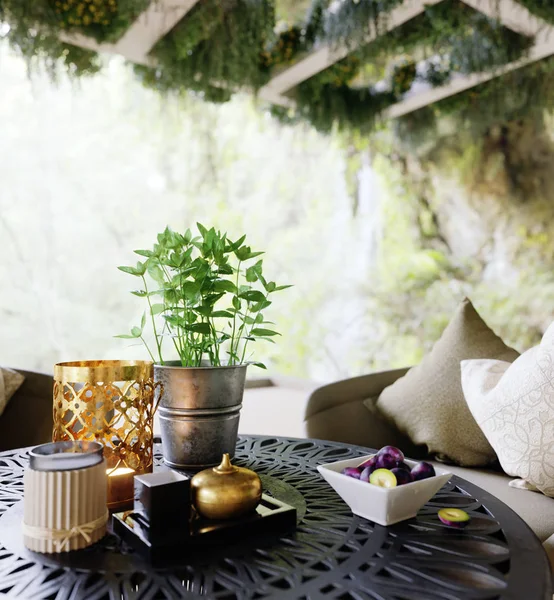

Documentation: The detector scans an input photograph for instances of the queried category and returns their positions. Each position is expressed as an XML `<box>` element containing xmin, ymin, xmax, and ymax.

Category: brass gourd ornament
<box><xmin>191</xmin><ymin>454</ymin><xmax>262</xmax><ymax>520</ymax></box>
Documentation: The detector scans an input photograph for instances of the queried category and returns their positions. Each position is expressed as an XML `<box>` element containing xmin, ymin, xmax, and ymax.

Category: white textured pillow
<box><xmin>461</xmin><ymin>323</ymin><xmax>554</xmax><ymax>496</ymax></box>
<box><xmin>0</xmin><ymin>367</ymin><xmax>25</xmax><ymax>417</ymax></box>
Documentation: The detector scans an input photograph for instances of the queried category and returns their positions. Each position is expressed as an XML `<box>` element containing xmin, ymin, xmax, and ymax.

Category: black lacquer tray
<box><xmin>113</xmin><ymin>494</ymin><xmax>297</xmax><ymax>565</ymax></box>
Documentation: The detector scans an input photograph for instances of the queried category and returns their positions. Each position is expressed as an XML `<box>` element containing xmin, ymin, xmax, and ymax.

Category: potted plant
<box><xmin>117</xmin><ymin>224</ymin><xmax>290</xmax><ymax>468</ymax></box>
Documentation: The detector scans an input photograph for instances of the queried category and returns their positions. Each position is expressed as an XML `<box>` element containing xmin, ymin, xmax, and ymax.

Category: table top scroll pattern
<box><xmin>0</xmin><ymin>435</ymin><xmax>549</xmax><ymax>599</ymax></box>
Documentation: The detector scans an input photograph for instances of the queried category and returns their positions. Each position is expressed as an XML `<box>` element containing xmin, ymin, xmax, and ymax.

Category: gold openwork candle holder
<box><xmin>53</xmin><ymin>360</ymin><xmax>161</xmax><ymax>510</ymax></box>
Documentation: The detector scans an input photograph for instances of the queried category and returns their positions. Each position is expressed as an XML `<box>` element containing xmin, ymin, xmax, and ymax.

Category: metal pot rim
<box><xmin>154</xmin><ymin>361</ymin><xmax>249</xmax><ymax>371</ymax></box>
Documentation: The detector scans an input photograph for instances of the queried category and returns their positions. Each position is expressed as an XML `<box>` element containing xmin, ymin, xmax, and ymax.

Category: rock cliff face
<box><xmin>364</xmin><ymin>116</ymin><xmax>554</xmax><ymax>370</ymax></box>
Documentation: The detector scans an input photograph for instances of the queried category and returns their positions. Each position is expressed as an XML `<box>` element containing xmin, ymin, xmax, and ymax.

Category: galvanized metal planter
<box><xmin>154</xmin><ymin>362</ymin><xmax>248</xmax><ymax>469</ymax></box>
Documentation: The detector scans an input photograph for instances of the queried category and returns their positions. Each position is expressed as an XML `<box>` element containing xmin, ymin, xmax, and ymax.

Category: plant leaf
<box><xmin>131</xmin><ymin>326</ymin><xmax>142</xmax><ymax>337</ymax></box>
<box><xmin>197</xmin><ymin>222</ymin><xmax>208</xmax><ymax>238</ymax></box>
<box><xmin>245</xmin><ymin>251</ymin><xmax>264</xmax><ymax>260</ymax></box>
<box><xmin>114</xmin><ymin>334</ymin><xmax>137</xmax><ymax>339</ymax></box>
<box><xmin>240</xmin><ymin>290</ymin><xmax>266</xmax><ymax>303</ymax></box>
<box><xmin>182</xmin><ymin>281</ymin><xmax>201</xmax><ymax>300</ymax></box>
<box><xmin>245</xmin><ymin>266</ymin><xmax>259</xmax><ymax>283</ymax></box>
<box><xmin>140</xmin><ymin>312</ymin><xmax>146</xmax><ymax>329</ymax></box>
<box><xmin>213</xmin><ymin>279</ymin><xmax>237</xmax><ymax>293</ymax></box>
<box><xmin>134</xmin><ymin>249</ymin><xmax>153</xmax><ymax>257</ymax></box>
<box><xmin>189</xmin><ymin>322</ymin><xmax>211</xmax><ymax>334</ymax></box>
<box><xmin>252</xmin><ymin>362</ymin><xmax>267</xmax><ymax>369</ymax></box>
<box><xmin>135</xmin><ymin>261</ymin><xmax>147</xmax><ymax>276</ymax></box>
<box><xmin>151</xmin><ymin>304</ymin><xmax>165</xmax><ymax>315</ymax></box>
<box><xmin>274</xmin><ymin>284</ymin><xmax>293</xmax><ymax>291</ymax></box>
<box><xmin>218</xmin><ymin>263</ymin><xmax>234</xmax><ymax>275</ymax></box>
<box><xmin>228</xmin><ymin>234</ymin><xmax>246</xmax><ymax>252</ymax></box>
<box><xmin>118</xmin><ymin>265</ymin><xmax>139</xmax><ymax>276</ymax></box>
<box><xmin>250</xmin><ymin>328</ymin><xmax>281</xmax><ymax>336</ymax></box>
<box><xmin>147</xmin><ymin>263</ymin><xmax>165</xmax><ymax>284</ymax></box>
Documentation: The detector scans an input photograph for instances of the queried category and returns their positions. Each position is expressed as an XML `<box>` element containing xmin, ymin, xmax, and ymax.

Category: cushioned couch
<box><xmin>304</xmin><ymin>367</ymin><xmax>554</xmax><ymax>566</ymax></box>
<box><xmin>0</xmin><ymin>369</ymin><xmax>53</xmax><ymax>452</ymax></box>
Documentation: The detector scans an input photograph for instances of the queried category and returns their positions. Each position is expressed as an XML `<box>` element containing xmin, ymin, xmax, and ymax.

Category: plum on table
<box><xmin>438</xmin><ymin>508</ymin><xmax>470</xmax><ymax>528</ymax></box>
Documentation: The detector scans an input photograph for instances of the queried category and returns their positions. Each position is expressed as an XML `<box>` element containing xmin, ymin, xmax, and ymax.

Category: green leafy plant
<box><xmin>117</xmin><ymin>224</ymin><xmax>291</xmax><ymax>368</ymax></box>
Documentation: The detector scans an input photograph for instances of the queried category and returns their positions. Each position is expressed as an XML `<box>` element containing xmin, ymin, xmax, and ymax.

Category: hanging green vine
<box><xmin>392</xmin><ymin>55</ymin><xmax>554</xmax><ymax>155</ymax></box>
<box><xmin>0</xmin><ymin>0</ymin><xmax>147</xmax><ymax>76</ymax></box>
<box><xmin>516</xmin><ymin>0</ymin><xmax>554</xmax><ymax>24</ymax></box>
<box><xmin>53</xmin><ymin>0</ymin><xmax>148</xmax><ymax>43</ymax></box>
<box><xmin>0</xmin><ymin>0</ymin><xmax>550</xmax><ymax>143</ymax></box>
<box><xmin>139</xmin><ymin>0</ymin><xmax>275</xmax><ymax>97</ymax></box>
<box><xmin>274</xmin><ymin>0</ymin><xmax>532</xmax><ymax>134</ymax></box>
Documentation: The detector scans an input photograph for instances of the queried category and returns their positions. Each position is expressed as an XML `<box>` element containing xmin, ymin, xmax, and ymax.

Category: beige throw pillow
<box><xmin>461</xmin><ymin>323</ymin><xmax>554</xmax><ymax>496</ymax></box>
<box><xmin>375</xmin><ymin>298</ymin><xmax>519</xmax><ymax>466</ymax></box>
<box><xmin>0</xmin><ymin>367</ymin><xmax>25</xmax><ymax>417</ymax></box>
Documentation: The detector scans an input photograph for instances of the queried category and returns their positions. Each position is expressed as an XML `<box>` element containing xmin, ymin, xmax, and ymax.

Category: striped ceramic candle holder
<box><xmin>23</xmin><ymin>441</ymin><xmax>108</xmax><ymax>553</ymax></box>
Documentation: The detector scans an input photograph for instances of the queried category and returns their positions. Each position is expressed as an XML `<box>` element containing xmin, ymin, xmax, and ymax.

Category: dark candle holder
<box><xmin>132</xmin><ymin>471</ymin><xmax>191</xmax><ymax>543</ymax></box>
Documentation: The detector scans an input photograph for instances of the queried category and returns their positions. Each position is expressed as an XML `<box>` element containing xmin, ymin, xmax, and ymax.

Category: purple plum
<box><xmin>342</xmin><ymin>467</ymin><xmax>361</xmax><ymax>479</ymax></box>
<box><xmin>377</xmin><ymin>446</ymin><xmax>405</xmax><ymax>464</ymax></box>
<box><xmin>411</xmin><ymin>462</ymin><xmax>436</xmax><ymax>481</ymax></box>
<box><xmin>391</xmin><ymin>467</ymin><xmax>413</xmax><ymax>486</ymax></box>
<box><xmin>358</xmin><ymin>455</ymin><xmax>378</xmax><ymax>470</ymax></box>
<box><xmin>360</xmin><ymin>466</ymin><xmax>372</xmax><ymax>482</ymax></box>
<box><xmin>375</xmin><ymin>452</ymin><xmax>398</xmax><ymax>470</ymax></box>
<box><xmin>397</xmin><ymin>462</ymin><xmax>412</xmax><ymax>471</ymax></box>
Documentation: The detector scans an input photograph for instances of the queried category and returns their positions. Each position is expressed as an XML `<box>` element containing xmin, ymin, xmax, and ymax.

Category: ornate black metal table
<box><xmin>0</xmin><ymin>435</ymin><xmax>551</xmax><ymax>599</ymax></box>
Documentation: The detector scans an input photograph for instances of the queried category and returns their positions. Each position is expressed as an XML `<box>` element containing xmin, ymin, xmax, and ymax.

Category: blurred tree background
<box><xmin>1</xmin><ymin>39</ymin><xmax>553</xmax><ymax>382</ymax></box>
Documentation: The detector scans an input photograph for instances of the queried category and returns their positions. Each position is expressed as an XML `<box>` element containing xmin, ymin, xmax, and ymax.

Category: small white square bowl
<box><xmin>317</xmin><ymin>455</ymin><xmax>452</xmax><ymax>526</ymax></box>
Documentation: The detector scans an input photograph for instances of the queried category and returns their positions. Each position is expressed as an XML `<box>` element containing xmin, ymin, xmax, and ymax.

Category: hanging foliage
<box><xmin>393</xmin><ymin>56</ymin><xmax>554</xmax><ymax>153</ymax></box>
<box><xmin>0</xmin><ymin>0</ymin><xmax>549</xmax><ymax>142</ymax></box>
<box><xmin>516</xmin><ymin>0</ymin><xmax>554</xmax><ymax>24</ymax></box>
<box><xmin>274</xmin><ymin>1</ymin><xmax>532</xmax><ymax>134</ymax></box>
<box><xmin>138</xmin><ymin>0</ymin><xmax>275</xmax><ymax>98</ymax></box>
<box><xmin>0</xmin><ymin>0</ymin><xmax>147</xmax><ymax>76</ymax></box>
